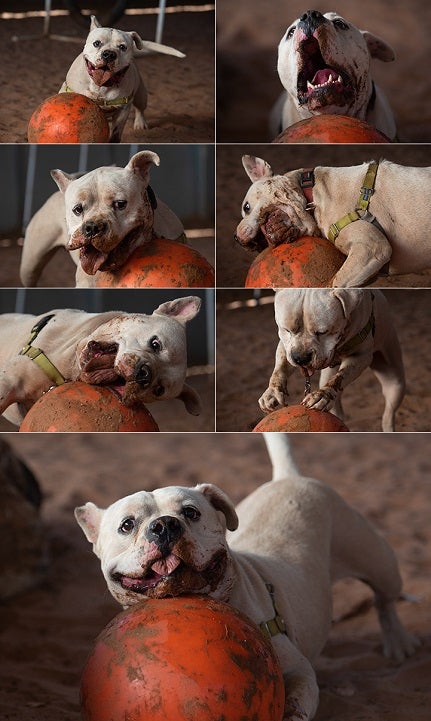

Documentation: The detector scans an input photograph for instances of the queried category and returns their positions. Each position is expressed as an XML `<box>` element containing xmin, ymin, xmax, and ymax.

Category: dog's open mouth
<box><xmin>111</xmin><ymin>550</ymin><xmax>228</xmax><ymax>599</ymax></box>
<box><xmin>297</xmin><ymin>37</ymin><xmax>353</xmax><ymax>109</ymax></box>
<box><xmin>78</xmin><ymin>227</ymin><xmax>143</xmax><ymax>276</ymax></box>
<box><xmin>85</xmin><ymin>58</ymin><xmax>130</xmax><ymax>88</ymax></box>
<box><xmin>260</xmin><ymin>206</ymin><xmax>300</xmax><ymax>248</ymax></box>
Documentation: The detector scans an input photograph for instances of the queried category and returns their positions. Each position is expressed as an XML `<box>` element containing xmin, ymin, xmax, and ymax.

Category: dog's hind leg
<box><xmin>371</xmin><ymin>348</ymin><xmax>405</xmax><ymax>432</ymax></box>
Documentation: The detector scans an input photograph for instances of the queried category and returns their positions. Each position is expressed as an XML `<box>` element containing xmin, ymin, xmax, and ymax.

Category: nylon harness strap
<box><xmin>19</xmin><ymin>315</ymin><xmax>67</xmax><ymax>387</ymax></box>
<box><xmin>64</xmin><ymin>83</ymin><xmax>132</xmax><ymax>107</ymax></box>
<box><xmin>327</xmin><ymin>161</ymin><xmax>379</xmax><ymax>243</ymax></box>
<box><xmin>259</xmin><ymin>583</ymin><xmax>288</xmax><ymax>639</ymax></box>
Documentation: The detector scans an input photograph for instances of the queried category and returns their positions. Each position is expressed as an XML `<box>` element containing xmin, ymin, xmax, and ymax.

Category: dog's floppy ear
<box><xmin>242</xmin><ymin>155</ymin><xmax>274</xmax><ymax>183</ymax></box>
<box><xmin>126</xmin><ymin>151</ymin><xmax>160</xmax><ymax>184</ymax></box>
<box><xmin>51</xmin><ymin>169</ymin><xmax>76</xmax><ymax>194</ymax></box>
<box><xmin>90</xmin><ymin>15</ymin><xmax>101</xmax><ymax>31</ymax></box>
<box><xmin>331</xmin><ymin>289</ymin><xmax>365</xmax><ymax>318</ymax></box>
<box><xmin>361</xmin><ymin>31</ymin><xmax>395</xmax><ymax>62</ymax></box>
<box><xmin>74</xmin><ymin>502</ymin><xmax>104</xmax><ymax>545</ymax></box>
<box><xmin>153</xmin><ymin>296</ymin><xmax>201</xmax><ymax>324</ymax></box>
<box><xmin>177</xmin><ymin>384</ymin><xmax>202</xmax><ymax>416</ymax></box>
<box><xmin>195</xmin><ymin>484</ymin><xmax>239</xmax><ymax>531</ymax></box>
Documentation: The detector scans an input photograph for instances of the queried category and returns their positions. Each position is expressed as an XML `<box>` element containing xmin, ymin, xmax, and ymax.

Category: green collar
<box><xmin>259</xmin><ymin>583</ymin><xmax>288</xmax><ymax>639</ymax></box>
<box><xmin>327</xmin><ymin>161</ymin><xmax>380</xmax><ymax>243</ymax></box>
<box><xmin>19</xmin><ymin>315</ymin><xmax>67</xmax><ymax>387</ymax></box>
<box><xmin>64</xmin><ymin>83</ymin><xmax>132</xmax><ymax>107</ymax></box>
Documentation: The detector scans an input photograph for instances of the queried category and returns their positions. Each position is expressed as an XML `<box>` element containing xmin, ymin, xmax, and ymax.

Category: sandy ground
<box><xmin>216</xmin><ymin>143</ymin><xmax>431</xmax><ymax>288</ymax></box>
<box><xmin>0</xmin><ymin>6</ymin><xmax>214</xmax><ymax>143</ymax></box>
<box><xmin>216</xmin><ymin>289</ymin><xmax>431</xmax><ymax>432</ymax></box>
<box><xmin>0</xmin><ymin>432</ymin><xmax>429</xmax><ymax>721</ymax></box>
<box><xmin>217</xmin><ymin>0</ymin><xmax>431</xmax><ymax>143</ymax></box>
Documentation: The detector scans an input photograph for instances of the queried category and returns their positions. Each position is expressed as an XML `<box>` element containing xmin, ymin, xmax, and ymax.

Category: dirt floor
<box><xmin>0</xmin><ymin>5</ymin><xmax>214</xmax><ymax>143</ymax></box>
<box><xmin>217</xmin><ymin>0</ymin><xmax>431</xmax><ymax>143</ymax></box>
<box><xmin>0</xmin><ymin>432</ymin><xmax>429</xmax><ymax>721</ymax></box>
<box><xmin>216</xmin><ymin>289</ymin><xmax>431</xmax><ymax>432</ymax></box>
<box><xmin>216</xmin><ymin>143</ymin><xmax>431</xmax><ymax>288</ymax></box>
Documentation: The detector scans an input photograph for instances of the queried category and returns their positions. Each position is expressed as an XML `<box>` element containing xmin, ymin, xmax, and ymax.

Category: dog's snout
<box><xmin>298</xmin><ymin>9</ymin><xmax>326</xmax><ymax>36</ymax></box>
<box><xmin>101</xmin><ymin>49</ymin><xmax>117</xmax><ymax>62</ymax></box>
<box><xmin>135</xmin><ymin>362</ymin><xmax>152</xmax><ymax>386</ymax></box>
<box><xmin>291</xmin><ymin>349</ymin><xmax>313</xmax><ymax>367</ymax></box>
<box><xmin>147</xmin><ymin>516</ymin><xmax>182</xmax><ymax>548</ymax></box>
<box><xmin>83</xmin><ymin>220</ymin><xmax>107</xmax><ymax>240</ymax></box>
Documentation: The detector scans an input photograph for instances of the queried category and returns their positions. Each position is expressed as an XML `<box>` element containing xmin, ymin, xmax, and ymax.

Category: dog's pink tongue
<box><xmin>311</xmin><ymin>68</ymin><xmax>338</xmax><ymax>86</ymax></box>
<box><xmin>91</xmin><ymin>67</ymin><xmax>115</xmax><ymax>87</ymax></box>
<box><xmin>151</xmin><ymin>554</ymin><xmax>181</xmax><ymax>576</ymax></box>
<box><xmin>80</xmin><ymin>246</ymin><xmax>109</xmax><ymax>276</ymax></box>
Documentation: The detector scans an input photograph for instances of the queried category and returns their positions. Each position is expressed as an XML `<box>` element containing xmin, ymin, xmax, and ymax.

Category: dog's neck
<box><xmin>300</xmin><ymin>169</ymin><xmax>316</xmax><ymax>211</ymax></box>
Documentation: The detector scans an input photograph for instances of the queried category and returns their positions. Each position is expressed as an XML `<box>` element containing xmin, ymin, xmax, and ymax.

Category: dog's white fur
<box><xmin>236</xmin><ymin>156</ymin><xmax>431</xmax><ymax>287</ymax></box>
<box><xmin>0</xmin><ymin>297</ymin><xmax>201</xmax><ymax>426</ymax></box>
<box><xmin>259</xmin><ymin>289</ymin><xmax>405</xmax><ymax>432</ymax></box>
<box><xmin>20</xmin><ymin>151</ymin><xmax>184</xmax><ymax>288</ymax></box>
<box><xmin>60</xmin><ymin>15</ymin><xmax>185</xmax><ymax>142</ymax></box>
<box><xmin>75</xmin><ymin>434</ymin><xmax>418</xmax><ymax>720</ymax></box>
<box><xmin>273</xmin><ymin>11</ymin><xmax>396</xmax><ymax>139</ymax></box>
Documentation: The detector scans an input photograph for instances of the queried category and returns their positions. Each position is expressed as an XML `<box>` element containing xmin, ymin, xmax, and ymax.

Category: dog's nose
<box><xmin>101</xmin><ymin>49</ymin><xmax>117</xmax><ymax>62</ymax></box>
<box><xmin>134</xmin><ymin>362</ymin><xmax>152</xmax><ymax>387</ymax></box>
<box><xmin>147</xmin><ymin>516</ymin><xmax>182</xmax><ymax>548</ymax></box>
<box><xmin>298</xmin><ymin>9</ymin><xmax>326</xmax><ymax>36</ymax></box>
<box><xmin>291</xmin><ymin>349</ymin><xmax>313</xmax><ymax>367</ymax></box>
<box><xmin>83</xmin><ymin>220</ymin><xmax>107</xmax><ymax>240</ymax></box>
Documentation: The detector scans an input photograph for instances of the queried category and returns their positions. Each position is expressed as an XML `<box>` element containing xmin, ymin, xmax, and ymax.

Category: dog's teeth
<box><xmin>338</xmin><ymin>75</ymin><xmax>342</xmax><ymax>83</ymax></box>
<box><xmin>307</xmin><ymin>80</ymin><xmax>314</xmax><ymax>90</ymax></box>
<box><xmin>328</xmin><ymin>74</ymin><xmax>333</xmax><ymax>83</ymax></box>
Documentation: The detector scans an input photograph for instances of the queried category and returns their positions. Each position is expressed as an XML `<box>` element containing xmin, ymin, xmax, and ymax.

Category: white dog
<box><xmin>60</xmin><ymin>15</ymin><xmax>185</xmax><ymax>142</ymax></box>
<box><xmin>75</xmin><ymin>434</ymin><xmax>418</xmax><ymax>720</ymax></box>
<box><xmin>272</xmin><ymin>10</ymin><xmax>396</xmax><ymax>139</ymax></box>
<box><xmin>259</xmin><ymin>289</ymin><xmax>405</xmax><ymax>432</ymax></box>
<box><xmin>235</xmin><ymin>155</ymin><xmax>431</xmax><ymax>287</ymax></box>
<box><xmin>0</xmin><ymin>296</ymin><xmax>201</xmax><ymax>427</ymax></box>
<box><xmin>20</xmin><ymin>151</ymin><xmax>185</xmax><ymax>288</ymax></box>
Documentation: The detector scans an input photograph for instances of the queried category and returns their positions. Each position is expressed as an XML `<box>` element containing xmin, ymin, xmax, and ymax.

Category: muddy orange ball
<box><xmin>28</xmin><ymin>92</ymin><xmax>110</xmax><ymax>143</ymax></box>
<box><xmin>80</xmin><ymin>595</ymin><xmax>285</xmax><ymax>721</ymax></box>
<box><xmin>253</xmin><ymin>406</ymin><xmax>350</xmax><ymax>432</ymax></box>
<box><xmin>19</xmin><ymin>382</ymin><xmax>159</xmax><ymax>432</ymax></box>
<box><xmin>273</xmin><ymin>114</ymin><xmax>391</xmax><ymax>143</ymax></box>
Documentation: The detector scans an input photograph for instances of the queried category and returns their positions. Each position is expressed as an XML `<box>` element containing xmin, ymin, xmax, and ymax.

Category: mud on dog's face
<box><xmin>274</xmin><ymin>289</ymin><xmax>360</xmax><ymax>374</ymax></box>
<box><xmin>277</xmin><ymin>10</ymin><xmax>395</xmax><ymax>117</ymax></box>
<box><xmin>234</xmin><ymin>155</ymin><xmax>319</xmax><ymax>251</ymax></box>
<box><xmin>51</xmin><ymin>151</ymin><xmax>159</xmax><ymax>276</ymax></box>
<box><xmin>76</xmin><ymin>296</ymin><xmax>202</xmax><ymax>415</ymax></box>
<box><xmin>75</xmin><ymin>484</ymin><xmax>238</xmax><ymax>607</ymax></box>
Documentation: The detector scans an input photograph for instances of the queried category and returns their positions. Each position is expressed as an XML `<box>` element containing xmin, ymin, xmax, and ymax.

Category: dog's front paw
<box><xmin>134</xmin><ymin>112</ymin><xmax>148</xmax><ymax>133</ymax></box>
<box><xmin>302</xmin><ymin>388</ymin><xmax>335</xmax><ymax>412</ymax></box>
<box><xmin>259</xmin><ymin>386</ymin><xmax>288</xmax><ymax>414</ymax></box>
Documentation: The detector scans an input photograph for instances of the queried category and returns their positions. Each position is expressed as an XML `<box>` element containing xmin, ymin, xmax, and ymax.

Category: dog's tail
<box><xmin>263</xmin><ymin>433</ymin><xmax>300</xmax><ymax>481</ymax></box>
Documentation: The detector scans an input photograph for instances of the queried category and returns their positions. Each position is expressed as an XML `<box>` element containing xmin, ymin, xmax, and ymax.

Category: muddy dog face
<box><xmin>75</xmin><ymin>484</ymin><xmax>239</xmax><ymax>607</ymax></box>
<box><xmin>277</xmin><ymin>10</ymin><xmax>395</xmax><ymax>119</ymax></box>
<box><xmin>235</xmin><ymin>155</ymin><xmax>319</xmax><ymax>251</ymax></box>
<box><xmin>51</xmin><ymin>150</ymin><xmax>159</xmax><ymax>276</ymax></box>
<box><xmin>274</xmin><ymin>288</ymin><xmax>365</xmax><ymax>375</ymax></box>
<box><xmin>76</xmin><ymin>296</ymin><xmax>202</xmax><ymax>414</ymax></box>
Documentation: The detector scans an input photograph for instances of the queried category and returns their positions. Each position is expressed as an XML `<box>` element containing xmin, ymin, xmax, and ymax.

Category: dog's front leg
<box><xmin>330</xmin><ymin>222</ymin><xmax>392</xmax><ymax>287</ymax></box>
<box><xmin>259</xmin><ymin>340</ymin><xmax>293</xmax><ymax>413</ymax></box>
<box><xmin>303</xmin><ymin>351</ymin><xmax>373</xmax><ymax>412</ymax></box>
<box><xmin>110</xmin><ymin>105</ymin><xmax>132</xmax><ymax>143</ymax></box>
<box><xmin>275</xmin><ymin>637</ymin><xmax>320</xmax><ymax>720</ymax></box>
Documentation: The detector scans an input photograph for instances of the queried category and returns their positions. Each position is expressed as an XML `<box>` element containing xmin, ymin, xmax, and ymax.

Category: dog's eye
<box><xmin>243</xmin><ymin>201</ymin><xmax>251</xmax><ymax>214</ymax></box>
<box><xmin>315</xmin><ymin>330</ymin><xmax>328</xmax><ymax>336</ymax></box>
<box><xmin>73</xmin><ymin>203</ymin><xmax>84</xmax><ymax>216</ymax></box>
<box><xmin>286</xmin><ymin>25</ymin><xmax>296</xmax><ymax>39</ymax></box>
<box><xmin>183</xmin><ymin>506</ymin><xmax>201</xmax><ymax>521</ymax></box>
<box><xmin>333</xmin><ymin>19</ymin><xmax>349</xmax><ymax>30</ymax></box>
<box><xmin>119</xmin><ymin>517</ymin><xmax>135</xmax><ymax>534</ymax></box>
<box><xmin>150</xmin><ymin>336</ymin><xmax>162</xmax><ymax>353</ymax></box>
<box><xmin>118</xmin><ymin>43</ymin><xmax>127</xmax><ymax>51</ymax></box>
<box><xmin>93</xmin><ymin>40</ymin><xmax>102</xmax><ymax>48</ymax></box>
<box><xmin>113</xmin><ymin>200</ymin><xmax>128</xmax><ymax>211</ymax></box>
<box><xmin>153</xmin><ymin>384</ymin><xmax>165</xmax><ymax>398</ymax></box>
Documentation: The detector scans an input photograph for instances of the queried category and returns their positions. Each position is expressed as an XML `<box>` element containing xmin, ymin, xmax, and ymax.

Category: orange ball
<box><xmin>253</xmin><ymin>406</ymin><xmax>349</xmax><ymax>432</ymax></box>
<box><xmin>95</xmin><ymin>239</ymin><xmax>215</xmax><ymax>288</ymax></box>
<box><xmin>19</xmin><ymin>382</ymin><xmax>159</xmax><ymax>433</ymax></box>
<box><xmin>273</xmin><ymin>114</ymin><xmax>391</xmax><ymax>144</ymax></box>
<box><xmin>80</xmin><ymin>595</ymin><xmax>285</xmax><ymax>721</ymax></box>
<box><xmin>245</xmin><ymin>236</ymin><xmax>344</xmax><ymax>288</ymax></box>
<box><xmin>28</xmin><ymin>92</ymin><xmax>110</xmax><ymax>143</ymax></box>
